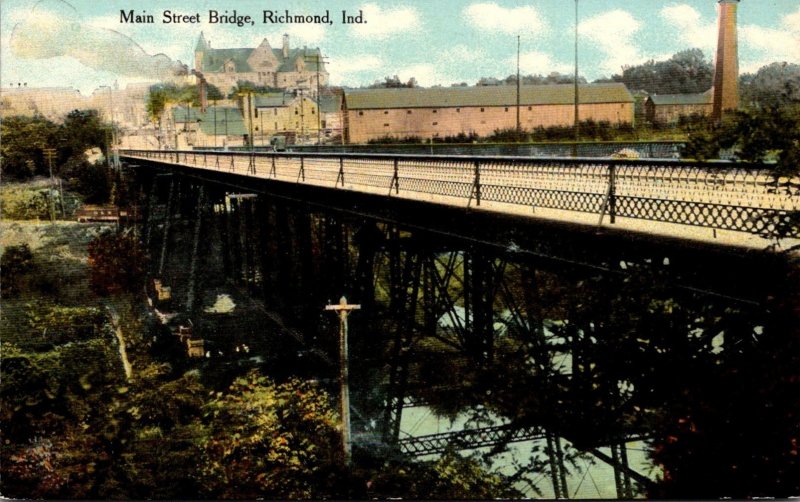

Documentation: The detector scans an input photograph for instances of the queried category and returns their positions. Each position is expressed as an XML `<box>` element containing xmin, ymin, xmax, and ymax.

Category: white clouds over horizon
<box><xmin>326</xmin><ymin>54</ymin><xmax>383</xmax><ymax>85</ymax></box>
<box><xmin>349</xmin><ymin>3</ymin><xmax>420</xmax><ymax>40</ymax></box>
<box><xmin>464</xmin><ymin>2</ymin><xmax>547</xmax><ymax>37</ymax></box>
<box><xmin>659</xmin><ymin>4</ymin><xmax>716</xmax><ymax>52</ymax></box>
<box><xmin>579</xmin><ymin>10</ymin><xmax>643</xmax><ymax>76</ymax></box>
<box><xmin>517</xmin><ymin>51</ymin><xmax>571</xmax><ymax>76</ymax></box>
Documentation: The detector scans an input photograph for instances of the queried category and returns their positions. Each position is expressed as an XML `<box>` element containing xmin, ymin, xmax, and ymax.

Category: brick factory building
<box><xmin>342</xmin><ymin>83</ymin><xmax>634</xmax><ymax>144</ymax></box>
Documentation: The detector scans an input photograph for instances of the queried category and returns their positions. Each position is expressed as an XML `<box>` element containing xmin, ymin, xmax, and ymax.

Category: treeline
<box><xmin>0</xmin><ymin>110</ymin><xmax>119</xmax><ymax>204</ymax></box>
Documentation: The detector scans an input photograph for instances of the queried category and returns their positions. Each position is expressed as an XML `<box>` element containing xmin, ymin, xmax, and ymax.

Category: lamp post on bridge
<box><xmin>324</xmin><ymin>296</ymin><xmax>360</xmax><ymax>465</ymax></box>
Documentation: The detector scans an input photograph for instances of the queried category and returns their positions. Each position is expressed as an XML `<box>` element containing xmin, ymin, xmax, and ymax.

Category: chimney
<box><xmin>282</xmin><ymin>33</ymin><xmax>290</xmax><ymax>58</ymax></box>
<box><xmin>712</xmin><ymin>0</ymin><xmax>740</xmax><ymax>122</ymax></box>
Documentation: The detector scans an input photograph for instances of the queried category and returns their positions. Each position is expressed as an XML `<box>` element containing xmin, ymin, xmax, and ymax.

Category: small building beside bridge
<box><xmin>342</xmin><ymin>83</ymin><xmax>634</xmax><ymax>143</ymax></box>
<box><xmin>644</xmin><ymin>91</ymin><xmax>712</xmax><ymax>125</ymax></box>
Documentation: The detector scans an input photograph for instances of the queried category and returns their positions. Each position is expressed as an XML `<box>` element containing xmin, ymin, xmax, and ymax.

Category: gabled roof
<box><xmin>647</xmin><ymin>93</ymin><xmax>712</xmax><ymax>106</ymax></box>
<box><xmin>201</xmin><ymin>48</ymin><xmax>254</xmax><ymax>73</ymax></box>
<box><xmin>254</xmin><ymin>93</ymin><xmax>295</xmax><ymax>108</ymax></box>
<box><xmin>344</xmin><ymin>83</ymin><xmax>634</xmax><ymax>110</ymax></box>
<box><xmin>195</xmin><ymin>32</ymin><xmax>208</xmax><ymax>52</ymax></box>
<box><xmin>199</xmin><ymin>45</ymin><xmax>327</xmax><ymax>74</ymax></box>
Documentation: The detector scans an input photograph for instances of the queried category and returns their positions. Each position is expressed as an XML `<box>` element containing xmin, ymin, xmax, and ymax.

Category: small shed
<box><xmin>644</xmin><ymin>91</ymin><xmax>712</xmax><ymax>124</ymax></box>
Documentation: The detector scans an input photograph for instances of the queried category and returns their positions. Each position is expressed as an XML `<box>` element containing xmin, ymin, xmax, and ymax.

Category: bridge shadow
<box><xmin>131</xmin><ymin>165</ymin><xmax>800</xmax><ymax>498</ymax></box>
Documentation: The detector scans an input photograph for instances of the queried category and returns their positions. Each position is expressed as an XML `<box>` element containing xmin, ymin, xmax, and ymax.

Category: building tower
<box><xmin>712</xmin><ymin>0</ymin><xmax>740</xmax><ymax>121</ymax></box>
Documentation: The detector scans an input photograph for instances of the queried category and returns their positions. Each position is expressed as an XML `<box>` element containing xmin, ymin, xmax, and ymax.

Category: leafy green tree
<box><xmin>0</xmin><ymin>115</ymin><xmax>59</xmax><ymax>179</ymax></box>
<box><xmin>367</xmin><ymin>450</ymin><xmax>523</xmax><ymax>499</ymax></box>
<box><xmin>198</xmin><ymin>371</ymin><xmax>341</xmax><ymax>499</ymax></box>
<box><xmin>741</xmin><ymin>62</ymin><xmax>800</xmax><ymax>109</ymax></box>
<box><xmin>227</xmin><ymin>80</ymin><xmax>281</xmax><ymax>98</ymax></box>
<box><xmin>368</xmin><ymin>75</ymin><xmax>417</xmax><ymax>89</ymax></box>
<box><xmin>205</xmin><ymin>83</ymin><xmax>224</xmax><ymax>101</ymax></box>
<box><xmin>1</xmin><ymin>244</ymin><xmax>35</xmax><ymax>296</ymax></box>
<box><xmin>611</xmin><ymin>48</ymin><xmax>713</xmax><ymax>94</ymax></box>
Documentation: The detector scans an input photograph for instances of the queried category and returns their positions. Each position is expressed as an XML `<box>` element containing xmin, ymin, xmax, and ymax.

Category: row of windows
<box><xmin>362</xmin><ymin>106</ymin><xmax>538</xmax><ymax>116</ymax></box>
<box><xmin>254</xmin><ymin>108</ymin><xmax>316</xmax><ymax>117</ymax></box>
<box><xmin>384</xmin><ymin>122</ymin><xmax>439</xmax><ymax>127</ymax></box>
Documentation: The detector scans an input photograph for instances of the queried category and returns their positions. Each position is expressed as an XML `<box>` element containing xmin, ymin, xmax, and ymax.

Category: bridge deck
<box><xmin>121</xmin><ymin>149</ymin><xmax>800</xmax><ymax>249</ymax></box>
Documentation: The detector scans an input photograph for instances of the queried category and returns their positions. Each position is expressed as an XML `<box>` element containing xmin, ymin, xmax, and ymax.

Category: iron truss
<box><xmin>397</xmin><ymin>424</ymin><xmax>545</xmax><ymax>456</ymax></box>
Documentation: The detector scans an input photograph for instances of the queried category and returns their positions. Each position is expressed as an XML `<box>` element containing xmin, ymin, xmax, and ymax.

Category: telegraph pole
<box><xmin>43</xmin><ymin>148</ymin><xmax>58</xmax><ymax>220</ymax></box>
<box><xmin>305</xmin><ymin>53</ymin><xmax>329</xmax><ymax>145</ymax></box>
<box><xmin>516</xmin><ymin>35</ymin><xmax>521</xmax><ymax>133</ymax></box>
<box><xmin>324</xmin><ymin>296</ymin><xmax>361</xmax><ymax>465</ymax></box>
<box><xmin>573</xmin><ymin>0</ymin><xmax>580</xmax><ymax>157</ymax></box>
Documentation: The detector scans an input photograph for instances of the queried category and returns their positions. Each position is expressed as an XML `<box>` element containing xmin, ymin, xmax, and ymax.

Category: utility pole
<box><xmin>573</xmin><ymin>0</ymin><xmax>580</xmax><ymax>157</ymax></box>
<box><xmin>305</xmin><ymin>53</ymin><xmax>329</xmax><ymax>145</ymax></box>
<box><xmin>516</xmin><ymin>35</ymin><xmax>521</xmax><ymax>133</ymax></box>
<box><xmin>324</xmin><ymin>296</ymin><xmax>361</xmax><ymax>465</ymax></box>
<box><xmin>43</xmin><ymin>148</ymin><xmax>58</xmax><ymax>220</ymax></box>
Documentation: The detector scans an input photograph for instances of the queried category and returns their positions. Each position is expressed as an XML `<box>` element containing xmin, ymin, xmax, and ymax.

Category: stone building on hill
<box><xmin>193</xmin><ymin>33</ymin><xmax>328</xmax><ymax>97</ymax></box>
<box><xmin>342</xmin><ymin>83</ymin><xmax>634</xmax><ymax>143</ymax></box>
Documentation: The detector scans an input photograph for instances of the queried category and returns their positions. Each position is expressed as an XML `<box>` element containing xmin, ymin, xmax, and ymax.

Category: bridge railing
<box><xmin>120</xmin><ymin>149</ymin><xmax>800</xmax><ymax>238</ymax></box>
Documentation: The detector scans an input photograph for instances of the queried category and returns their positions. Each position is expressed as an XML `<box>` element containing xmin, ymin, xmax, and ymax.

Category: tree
<box><xmin>227</xmin><ymin>80</ymin><xmax>281</xmax><ymax>99</ymax></box>
<box><xmin>740</xmin><ymin>62</ymin><xmax>800</xmax><ymax>109</ymax></box>
<box><xmin>205</xmin><ymin>83</ymin><xmax>224</xmax><ymax>101</ymax></box>
<box><xmin>612</xmin><ymin>49</ymin><xmax>713</xmax><ymax>94</ymax></box>
<box><xmin>87</xmin><ymin>232</ymin><xmax>146</xmax><ymax>296</ymax></box>
<box><xmin>1</xmin><ymin>244</ymin><xmax>35</xmax><ymax>296</ymax></box>
<box><xmin>198</xmin><ymin>371</ymin><xmax>342</xmax><ymax>499</ymax></box>
<box><xmin>368</xmin><ymin>75</ymin><xmax>416</xmax><ymax>89</ymax></box>
<box><xmin>0</xmin><ymin>115</ymin><xmax>59</xmax><ymax>179</ymax></box>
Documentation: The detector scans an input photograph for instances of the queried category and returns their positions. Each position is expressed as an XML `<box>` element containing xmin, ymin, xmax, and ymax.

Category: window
<box><xmin>311</xmin><ymin>109</ymin><xmax>315</xmax><ymax>114</ymax></box>
<box><xmin>384</xmin><ymin>123</ymin><xmax>390</xmax><ymax>127</ymax></box>
<box><xmin>528</xmin><ymin>106</ymin><xmax>532</xmax><ymax>111</ymax></box>
<box><xmin>384</xmin><ymin>110</ymin><xmax>389</xmax><ymax>114</ymax></box>
<box><xmin>432</xmin><ymin>122</ymin><xmax>438</xmax><ymax>126</ymax></box>
<box><xmin>254</xmin><ymin>109</ymin><xmax>258</xmax><ymax>118</ymax></box>
<box><xmin>505</xmin><ymin>107</ymin><xmax>509</xmax><ymax>112</ymax></box>
<box><xmin>407</xmin><ymin>110</ymin><xmax>412</xmax><ymax>114</ymax></box>
<box><xmin>255</xmin><ymin>126</ymin><xmax>259</xmax><ymax>131</ymax></box>
<box><xmin>359</xmin><ymin>111</ymin><xmax>364</xmax><ymax>116</ymax></box>
<box><xmin>457</xmin><ymin>108</ymin><xmax>461</xmax><ymax>113</ymax></box>
<box><xmin>480</xmin><ymin>108</ymin><xmax>484</xmax><ymax>112</ymax></box>
<box><xmin>433</xmin><ymin>109</ymin><xmax>437</xmax><ymax>113</ymax></box>
<box><xmin>274</xmin><ymin>122</ymin><xmax>278</xmax><ymax>129</ymax></box>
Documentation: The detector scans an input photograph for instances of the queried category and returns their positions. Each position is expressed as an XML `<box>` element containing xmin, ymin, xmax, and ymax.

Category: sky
<box><xmin>2</xmin><ymin>0</ymin><xmax>799</xmax><ymax>95</ymax></box>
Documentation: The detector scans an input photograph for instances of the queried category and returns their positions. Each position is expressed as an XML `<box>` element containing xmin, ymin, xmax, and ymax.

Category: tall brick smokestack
<box><xmin>712</xmin><ymin>0</ymin><xmax>740</xmax><ymax>122</ymax></box>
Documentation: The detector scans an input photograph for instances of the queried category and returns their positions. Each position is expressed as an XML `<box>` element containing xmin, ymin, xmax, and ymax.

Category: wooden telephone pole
<box><xmin>324</xmin><ymin>296</ymin><xmax>360</xmax><ymax>465</ymax></box>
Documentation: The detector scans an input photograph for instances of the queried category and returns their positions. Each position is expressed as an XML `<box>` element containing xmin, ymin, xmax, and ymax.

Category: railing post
<box><xmin>474</xmin><ymin>160</ymin><xmax>481</xmax><ymax>206</ymax></box>
<box><xmin>389</xmin><ymin>157</ymin><xmax>400</xmax><ymax>195</ymax></box>
<box><xmin>608</xmin><ymin>163</ymin><xmax>617</xmax><ymax>224</ymax></box>
<box><xmin>337</xmin><ymin>157</ymin><xmax>345</xmax><ymax>187</ymax></box>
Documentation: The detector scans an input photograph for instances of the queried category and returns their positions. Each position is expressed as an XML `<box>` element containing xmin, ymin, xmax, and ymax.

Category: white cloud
<box><xmin>326</xmin><ymin>55</ymin><xmax>384</xmax><ymax>85</ymax></box>
<box><xmin>350</xmin><ymin>4</ymin><xmax>420</xmax><ymax>40</ymax></box>
<box><xmin>579</xmin><ymin>10</ymin><xmax>643</xmax><ymax>76</ymax></box>
<box><xmin>784</xmin><ymin>7</ymin><xmax>800</xmax><ymax>33</ymax></box>
<box><xmin>283</xmin><ymin>23</ymin><xmax>327</xmax><ymax>46</ymax></box>
<box><xmin>516</xmin><ymin>51</ymin><xmax>571</xmax><ymax>76</ymax></box>
<box><xmin>659</xmin><ymin>4</ymin><xmax>716</xmax><ymax>51</ymax></box>
<box><xmin>395</xmin><ymin>63</ymin><xmax>444</xmax><ymax>87</ymax></box>
<box><xmin>464</xmin><ymin>2</ymin><xmax>548</xmax><ymax>36</ymax></box>
<box><xmin>740</xmin><ymin>23</ymin><xmax>800</xmax><ymax>72</ymax></box>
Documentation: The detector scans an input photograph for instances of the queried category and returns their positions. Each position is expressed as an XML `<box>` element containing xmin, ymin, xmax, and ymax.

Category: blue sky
<box><xmin>2</xmin><ymin>0</ymin><xmax>799</xmax><ymax>94</ymax></box>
